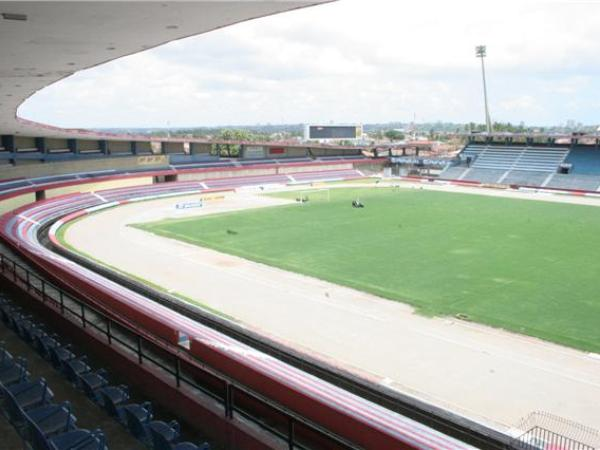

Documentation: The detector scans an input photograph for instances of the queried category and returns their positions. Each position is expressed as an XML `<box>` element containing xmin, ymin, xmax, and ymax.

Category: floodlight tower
<box><xmin>475</xmin><ymin>45</ymin><xmax>493</xmax><ymax>134</ymax></box>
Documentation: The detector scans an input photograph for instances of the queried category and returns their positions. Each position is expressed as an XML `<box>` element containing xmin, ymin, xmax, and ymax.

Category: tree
<box><xmin>384</xmin><ymin>130</ymin><xmax>405</xmax><ymax>142</ymax></box>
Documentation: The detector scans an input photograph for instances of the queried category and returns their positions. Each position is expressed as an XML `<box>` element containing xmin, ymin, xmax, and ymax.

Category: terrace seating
<box><xmin>544</xmin><ymin>174</ymin><xmax>600</xmax><ymax>191</ymax></box>
<box><xmin>563</xmin><ymin>148</ymin><xmax>600</xmax><ymax>175</ymax></box>
<box><xmin>124</xmin><ymin>402</ymin><xmax>154</xmax><ymax>442</ymax></box>
<box><xmin>458</xmin><ymin>145</ymin><xmax>569</xmax><ymax>172</ymax></box>
<box><xmin>77</xmin><ymin>369</ymin><xmax>109</xmax><ymax>402</ymax></box>
<box><xmin>2</xmin><ymin>378</ymin><xmax>54</xmax><ymax>416</ymax></box>
<box><xmin>148</xmin><ymin>420</ymin><xmax>180</xmax><ymax>447</ymax></box>
<box><xmin>49</xmin><ymin>345</ymin><xmax>77</xmax><ymax>371</ymax></box>
<box><xmin>0</xmin><ymin>293</ymin><xmax>211</xmax><ymax>450</ymax></box>
<box><xmin>26</xmin><ymin>414</ymin><xmax>106</xmax><ymax>450</ymax></box>
<box><xmin>0</xmin><ymin>356</ymin><xmax>29</xmax><ymax>386</ymax></box>
<box><xmin>63</xmin><ymin>356</ymin><xmax>91</xmax><ymax>383</ymax></box>
<box><xmin>461</xmin><ymin>168</ymin><xmax>505</xmax><ymax>184</ymax></box>
<box><xmin>438</xmin><ymin>166</ymin><xmax>468</xmax><ymax>180</ymax></box>
<box><xmin>499</xmin><ymin>170</ymin><xmax>550</xmax><ymax>187</ymax></box>
<box><xmin>98</xmin><ymin>385</ymin><xmax>130</xmax><ymax>417</ymax></box>
<box><xmin>149</xmin><ymin>419</ymin><xmax>209</xmax><ymax>450</ymax></box>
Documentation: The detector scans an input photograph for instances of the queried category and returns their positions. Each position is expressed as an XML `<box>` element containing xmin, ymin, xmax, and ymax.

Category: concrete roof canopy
<box><xmin>0</xmin><ymin>1</ymin><xmax>329</xmax><ymax>139</ymax></box>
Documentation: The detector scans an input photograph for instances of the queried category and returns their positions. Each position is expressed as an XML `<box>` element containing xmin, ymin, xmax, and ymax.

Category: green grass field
<box><xmin>133</xmin><ymin>187</ymin><xmax>600</xmax><ymax>353</ymax></box>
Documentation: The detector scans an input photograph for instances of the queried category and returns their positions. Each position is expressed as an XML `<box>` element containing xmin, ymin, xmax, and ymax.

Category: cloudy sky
<box><xmin>18</xmin><ymin>0</ymin><xmax>600</xmax><ymax>128</ymax></box>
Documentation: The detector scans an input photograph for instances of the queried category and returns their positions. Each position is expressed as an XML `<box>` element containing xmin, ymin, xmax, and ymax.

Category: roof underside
<box><xmin>0</xmin><ymin>1</ymin><xmax>328</xmax><ymax>139</ymax></box>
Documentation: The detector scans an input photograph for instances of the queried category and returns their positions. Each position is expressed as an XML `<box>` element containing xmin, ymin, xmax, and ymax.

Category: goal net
<box><xmin>294</xmin><ymin>188</ymin><xmax>330</xmax><ymax>205</ymax></box>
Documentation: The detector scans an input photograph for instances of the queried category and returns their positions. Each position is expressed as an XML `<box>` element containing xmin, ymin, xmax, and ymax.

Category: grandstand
<box><xmin>441</xmin><ymin>136</ymin><xmax>600</xmax><ymax>190</ymax></box>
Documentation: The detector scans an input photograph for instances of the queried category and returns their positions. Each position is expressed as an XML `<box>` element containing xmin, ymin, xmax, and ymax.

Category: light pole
<box><xmin>475</xmin><ymin>45</ymin><xmax>492</xmax><ymax>134</ymax></box>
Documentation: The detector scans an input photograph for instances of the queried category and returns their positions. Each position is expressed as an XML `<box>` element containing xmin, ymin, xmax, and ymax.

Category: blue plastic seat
<box><xmin>1</xmin><ymin>378</ymin><xmax>54</xmax><ymax>423</ymax></box>
<box><xmin>63</xmin><ymin>356</ymin><xmax>91</xmax><ymax>383</ymax></box>
<box><xmin>10</xmin><ymin>312</ymin><xmax>32</xmax><ymax>333</ymax></box>
<box><xmin>35</xmin><ymin>334</ymin><xmax>62</xmax><ymax>360</ymax></box>
<box><xmin>77</xmin><ymin>369</ymin><xmax>108</xmax><ymax>402</ymax></box>
<box><xmin>26</xmin><ymin>414</ymin><xmax>106</xmax><ymax>450</ymax></box>
<box><xmin>0</xmin><ymin>357</ymin><xmax>29</xmax><ymax>386</ymax></box>
<box><xmin>0</xmin><ymin>346</ymin><xmax>14</xmax><ymax>369</ymax></box>
<box><xmin>149</xmin><ymin>420</ymin><xmax>180</xmax><ymax>450</ymax></box>
<box><xmin>25</xmin><ymin>401</ymin><xmax>77</xmax><ymax>437</ymax></box>
<box><xmin>98</xmin><ymin>384</ymin><xmax>129</xmax><ymax>414</ymax></box>
<box><xmin>0</xmin><ymin>302</ymin><xmax>20</xmax><ymax>325</ymax></box>
<box><xmin>16</xmin><ymin>318</ymin><xmax>45</xmax><ymax>343</ymax></box>
<box><xmin>123</xmin><ymin>401</ymin><xmax>153</xmax><ymax>441</ymax></box>
<box><xmin>49</xmin><ymin>345</ymin><xmax>76</xmax><ymax>370</ymax></box>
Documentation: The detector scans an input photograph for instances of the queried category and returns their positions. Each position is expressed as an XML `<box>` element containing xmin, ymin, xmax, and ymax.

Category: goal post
<box><xmin>295</xmin><ymin>188</ymin><xmax>330</xmax><ymax>205</ymax></box>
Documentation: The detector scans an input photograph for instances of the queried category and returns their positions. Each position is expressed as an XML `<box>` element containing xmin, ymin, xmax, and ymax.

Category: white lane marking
<box><xmin>18</xmin><ymin>214</ymin><xmax>40</xmax><ymax>226</ymax></box>
<box><xmin>92</xmin><ymin>192</ymin><xmax>107</xmax><ymax>203</ymax></box>
<box><xmin>200</xmin><ymin>182</ymin><xmax>208</xmax><ymax>189</ymax></box>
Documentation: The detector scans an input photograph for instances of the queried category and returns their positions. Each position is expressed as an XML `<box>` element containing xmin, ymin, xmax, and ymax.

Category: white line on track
<box><xmin>91</xmin><ymin>192</ymin><xmax>107</xmax><ymax>202</ymax></box>
<box><xmin>18</xmin><ymin>214</ymin><xmax>40</xmax><ymax>226</ymax></box>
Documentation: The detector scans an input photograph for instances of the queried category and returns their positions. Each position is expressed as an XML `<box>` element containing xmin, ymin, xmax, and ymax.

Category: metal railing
<box><xmin>0</xmin><ymin>251</ymin><xmax>357</xmax><ymax>450</ymax></box>
<box><xmin>513</xmin><ymin>427</ymin><xmax>595</xmax><ymax>450</ymax></box>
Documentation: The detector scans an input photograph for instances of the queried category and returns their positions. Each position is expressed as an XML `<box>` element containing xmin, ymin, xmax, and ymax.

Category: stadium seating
<box><xmin>499</xmin><ymin>170</ymin><xmax>551</xmax><ymax>187</ymax></box>
<box><xmin>465</xmin><ymin>145</ymin><xmax>568</xmax><ymax>172</ymax></box>
<box><xmin>544</xmin><ymin>173</ymin><xmax>600</xmax><ymax>191</ymax></box>
<box><xmin>442</xmin><ymin>144</ymin><xmax>600</xmax><ymax>191</ymax></box>
<box><xmin>562</xmin><ymin>148</ymin><xmax>600</xmax><ymax>175</ymax></box>
<box><xmin>438</xmin><ymin>166</ymin><xmax>468</xmax><ymax>180</ymax></box>
<box><xmin>0</xmin><ymin>294</ymin><xmax>211</xmax><ymax>450</ymax></box>
<box><xmin>461</xmin><ymin>168</ymin><xmax>505</xmax><ymax>183</ymax></box>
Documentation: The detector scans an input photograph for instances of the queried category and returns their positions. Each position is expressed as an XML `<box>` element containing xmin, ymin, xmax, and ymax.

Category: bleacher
<box><xmin>435</xmin><ymin>166</ymin><xmax>468</xmax><ymax>180</ymax></box>
<box><xmin>440</xmin><ymin>144</ymin><xmax>581</xmax><ymax>187</ymax></box>
<box><xmin>461</xmin><ymin>168</ymin><xmax>506</xmax><ymax>184</ymax></box>
<box><xmin>467</xmin><ymin>146</ymin><xmax>568</xmax><ymax>172</ymax></box>
<box><xmin>563</xmin><ymin>148</ymin><xmax>600</xmax><ymax>175</ymax></box>
<box><xmin>544</xmin><ymin>174</ymin><xmax>600</xmax><ymax>191</ymax></box>
<box><xmin>0</xmin><ymin>293</ymin><xmax>210</xmax><ymax>450</ymax></box>
<box><xmin>500</xmin><ymin>170</ymin><xmax>551</xmax><ymax>187</ymax></box>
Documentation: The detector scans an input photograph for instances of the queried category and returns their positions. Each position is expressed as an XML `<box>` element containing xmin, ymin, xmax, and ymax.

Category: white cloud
<box><xmin>18</xmin><ymin>0</ymin><xmax>600</xmax><ymax>127</ymax></box>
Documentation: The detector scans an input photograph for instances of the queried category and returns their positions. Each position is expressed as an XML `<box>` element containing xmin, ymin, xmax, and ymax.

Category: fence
<box><xmin>513</xmin><ymin>412</ymin><xmax>599</xmax><ymax>450</ymax></box>
<box><xmin>0</xmin><ymin>251</ymin><xmax>356</xmax><ymax>450</ymax></box>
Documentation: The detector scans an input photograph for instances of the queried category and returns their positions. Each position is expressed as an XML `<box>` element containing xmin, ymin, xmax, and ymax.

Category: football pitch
<box><xmin>133</xmin><ymin>187</ymin><xmax>600</xmax><ymax>353</ymax></box>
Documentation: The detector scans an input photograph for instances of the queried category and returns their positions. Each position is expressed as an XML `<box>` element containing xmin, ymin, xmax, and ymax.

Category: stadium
<box><xmin>0</xmin><ymin>2</ymin><xmax>599</xmax><ymax>450</ymax></box>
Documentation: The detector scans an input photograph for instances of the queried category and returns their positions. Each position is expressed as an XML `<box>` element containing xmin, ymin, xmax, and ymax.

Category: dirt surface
<box><xmin>64</xmin><ymin>182</ymin><xmax>600</xmax><ymax>433</ymax></box>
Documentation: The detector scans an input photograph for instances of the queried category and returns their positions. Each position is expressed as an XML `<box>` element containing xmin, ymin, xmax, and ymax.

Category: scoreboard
<box><xmin>305</xmin><ymin>124</ymin><xmax>362</xmax><ymax>140</ymax></box>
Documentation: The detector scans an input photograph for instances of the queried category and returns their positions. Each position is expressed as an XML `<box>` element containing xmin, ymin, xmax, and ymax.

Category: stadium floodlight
<box><xmin>475</xmin><ymin>45</ymin><xmax>493</xmax><ymax>134</ymax></box>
